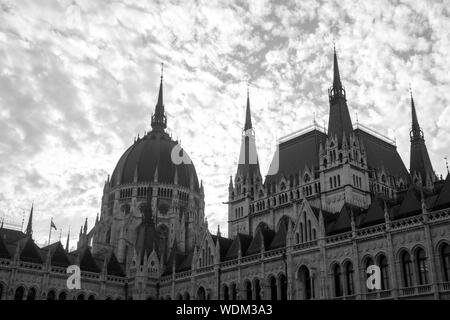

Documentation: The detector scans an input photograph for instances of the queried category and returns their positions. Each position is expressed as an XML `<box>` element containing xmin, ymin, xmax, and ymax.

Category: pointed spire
<box><xmin>95</xmin><ymin>213</ymin><xmax>99</xmax><ymax>225</ymax></box>
<box><xmin>151</xmin><ymin>63</ymin><xmax>167</xmax><ymax>131</ymax></box>
<box><xmin>158</xmin><ymin>63</ymin><xmax>164</xmax><ymax>106</ymax></box>
<box><xmin>229</xmin><ymin>176</ymin><xmax>233</xmax><ymax>190</ymax></box>
<box><xmin>217</xmin><ymin>224</ymin><xmax>221</xmax><ymax>237</ymax></box>
<box><xmin>244</xmin><ymin>85</ymin><xmax>252</xmax><ymax>131</ymax></box>
<box><xmin>26</xmin><ymin>203</ymin><xmax>33</xmax><ymax>236</ymax></box>
<box><xmin>83</xmin><ymin>218</ymin><xmax>88</xmax><ymax>234</ymax></box>
<box><xmin>410</xmin><ymin>89</ymin><xmax>422</xmax><ymax>138</ymax></box>
<box><xmin>327</xmin><ymin>46</ymin><xmax>352</xmax><ymax>142</ymax></box>
<box><xmin>66</xmin><ymin>227</ymin><xmax>70</xmax><ymax>252</ymax></box>
<box><xmin>409</xmin><ymin>89</ymin><xmax>435</xmax><ymax>186</ymax></box>
<box><xmin>333</xmin><ymin>45</ymin><xmax>342</xmax><ymax>90</ymax></box>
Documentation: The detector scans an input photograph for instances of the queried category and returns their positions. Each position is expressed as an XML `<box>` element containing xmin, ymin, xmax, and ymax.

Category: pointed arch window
<box><xmin>14</xmin><ymin>286</ymin><xmax>24</xmax><ymax>300</ymax></box>
<box><xmin>379</xmin><ymin>255</ymin><xmax>390</xmax><ymax>290</ymax></box>
<box><xmin>416</xmin><ymin>248</ymin><xmax>429</xmax><ymax>285</ymax></box>
<box><xmin>365</xmin><ymin>258</ymin><xmax>374</xmax><ymax>292</ymax></box>
<box><xmin>441</xmin><ymin>243</ymin><xmax>450</xmax><ymax>282</ymax></box>
<box><xmin>345</xmin><ymin>262</ymin><xmax>354</xmax><ymax>296</ymax></box>
<box><xmin>402</xmin><ymin>252</ymin><xmax>415</xmax><ymax>287</ymax></box>
<box><xmin>333</xmin><ymin>264</ymin><xmax>343</xmax><ymax>297</ymax></box>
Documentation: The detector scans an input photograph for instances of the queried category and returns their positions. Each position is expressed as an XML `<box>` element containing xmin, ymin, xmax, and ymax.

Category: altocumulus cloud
<box><xmin>0</xmin><ymin>0</ymin><xmax>449</xmax><ymax>245</ymax></box>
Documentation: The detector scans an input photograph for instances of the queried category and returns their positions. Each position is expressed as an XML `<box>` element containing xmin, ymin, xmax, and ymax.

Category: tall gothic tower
<box><xmin>319</xmin><ymin>48</ymin><xmax>370</xmax><ymax>212</ymax></box>
<box><xmin>409</xmin><ymin>91</ymin><xmax>436</xmax><ymax>188</ymax></box>
<box><xmin>228</xmin><ymin>90</ymin><xmax>262</xmax><ymax>237</ymax></box>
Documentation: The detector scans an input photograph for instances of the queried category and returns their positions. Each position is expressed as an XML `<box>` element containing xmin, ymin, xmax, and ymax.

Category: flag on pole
<box><xmin>51</xmin><ymin>219</ymin><xmax>57</xmax><ymax>230</ymax></box>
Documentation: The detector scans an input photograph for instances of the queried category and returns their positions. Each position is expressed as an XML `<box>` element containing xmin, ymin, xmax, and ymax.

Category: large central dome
<box><xmin>110</xmin><ymin>71</ymin><xmax>200</xmax><ymax>192</ymax></box>
<box><xmin>110</xmin><ymin>130</ymin><xmax>199</xmax><ymax>191</ymax></box>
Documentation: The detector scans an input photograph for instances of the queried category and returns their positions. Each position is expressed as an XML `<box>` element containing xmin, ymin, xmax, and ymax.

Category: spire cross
<box><xmin>160</xmin><ymin>62</ymin><xmax>164</xmax><ymax>80</ymax></box>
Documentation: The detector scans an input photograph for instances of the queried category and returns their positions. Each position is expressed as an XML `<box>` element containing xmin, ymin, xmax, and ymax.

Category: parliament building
<box><xmin>0</xmin><ymin>50</ymin><xmax>449</xmax><ymax>300</ymax></box>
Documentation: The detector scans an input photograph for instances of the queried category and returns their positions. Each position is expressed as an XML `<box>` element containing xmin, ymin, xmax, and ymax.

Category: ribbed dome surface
<box><xmin>110</xmin><ymin>130</ymin><xmax>199</xmax><ymax>191</ymax></box>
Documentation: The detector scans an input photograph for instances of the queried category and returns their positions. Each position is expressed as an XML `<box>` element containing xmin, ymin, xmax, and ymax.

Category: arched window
<box><xmin>184</xmin><ymin>292</ymin><xmax>190</xmax><ymax>300</ymax></box>
<box><xmin>197</xmin><ymin>287</ymin><xmax>206</xmax><ymax>300</ymax></box>
<box><xmin>26</xmin><ymin>288</ymin><xmax>36</xmax><ymax>300</ymax></box>
<box><xmin>401</xmin><ymin>251</ymin><xmax>413</xmax><ymax>287</ymax></box>
<box><xmin>77</xmin><ymin>293</ymin><xmax>85</xmax><ymax>300</ymax></box>
<box><xmin>298</xmin><ymin>266</ymin><xmax>312</xmax><ymax>300</ymax></box>
<box><xmin>365</xmin><ymin>258</ymin><xmax>374</xmax><ymax>292</ymax></box>
<box><xmin>269</xmin><ymin>276</ymin><xmax>277</xmax><ymax>300</ymax></box>
<box><xmin>345</xmin><ymin>262</ymin><xmax>354</xmax><ymax>296</ymax></box>
<box><xmin>333</xmin><ymin>264</ymin><xmax>343</xmax><ymax>297</ymax></box>
<box><xmin>46</xmin><ymin>290</ymin><xmax>56</xmax><ymax>300</ymax></box>
<box><xmin>279</xmin><ymin>274</ymin><xmax>287</xmax><ymax>300</ymax></box>
<box><xmin>441</xmin><ymin>243</ymin><xmax>450</xmax><ymax>282</ymax></box>
<box><xmin>300</xmin><ymin>223</ymin><xmax>303</xmax><ymax>242</ymax></box>
<box><xmin>88</xmin><ymin>295</ymin><xmax>95</xmax><ymax>300</ymax></box>
<box><xmin>223</xmin><ymin>285</ymin><xmax>229</xmax><ymax>301</ymax></box>
<box><xmin>245</xmin><ymin>280</ymin><xmax>252</xmax><ymax>300</ymax></box>
<box><xmin>254</xmin><ymin>279</ymin><xmax>261</xmax><ymax>300</ymax></box>
<box><xmin>379</xmin><ymin>255</ymin><xmax>390</xmax><ymax>290</ymax></box>
<box><xmin>14</xmin><ymin>286</ymin><xmax>24</xmax><ymax>300</ymax></box>
<box><xmin>230</xmin><ymin>283</ymin><xmax>237</xmax><ymax>300</ymax></box>
<box><xmin>58</xmin><ymin>291</ymin><xmax>67</xmax><ymax>300</ymax></box>
<box><xmin>416</xmin><ymin>248</ymin><xmax>429</xmax><ymax>285</ymax></box>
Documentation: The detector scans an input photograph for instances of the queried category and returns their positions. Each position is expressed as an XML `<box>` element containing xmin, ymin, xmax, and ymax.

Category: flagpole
<box><xmin>48</xmin><ymin>217</ymin><xmax>53</xmax><ymax>245</ymax></box>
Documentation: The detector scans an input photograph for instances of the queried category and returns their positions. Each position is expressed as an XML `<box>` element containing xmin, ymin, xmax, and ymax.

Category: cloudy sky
<box><xmin>0</xmin><ymin>0</ymin><xmax>449</xmax><ymax>247</ymax></box>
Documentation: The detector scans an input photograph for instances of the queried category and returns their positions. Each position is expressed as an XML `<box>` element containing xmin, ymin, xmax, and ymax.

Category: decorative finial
<box><xmin>161</xmin><ymin>62</ymin><xmax>164</xmax><ymax>81</ymax></box>
<box><xmin>355</xmin><ymin>111</ymin><xmax>359</xmax><ymax>126</ymax></box>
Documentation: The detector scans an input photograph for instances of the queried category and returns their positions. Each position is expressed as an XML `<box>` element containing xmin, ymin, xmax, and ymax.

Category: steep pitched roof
<box><xmin>224</xmin><ymin>234</ymin><xmax>252</xmax><ymax>260</ymax></box>
<box><xmin>78</xmin><ymin>247</ymin><xmax>100</xmax><ymax>273</ymax></box>
<box><xmin>0</xmin><ymin>228</ymin><xmax>27</xmax><ymax>244</ymax></box>
<box><xmin>246</xmin><ymin>228</ymin><xmax>275</xmax><ymax>255</ymax></box>
<box><xmin>395</xmin><ymin>186</ymin><xmax>422</xmax><ymax>219</ymax></box>
<box><xmin>269</xmin><ymin>220</ymin><xmax>289</xmax><ymax>249</ymax></box>
<box><xmin>211</xmin><ymin>235</ymin><xmax>233</xmax><ymax>260</ymax></box>
<box><xmin>265</xmin><ymin>129</ymin><xmax>327</xmax><ymax>184</ymax></box>
<box><xmin>434</xmin><ymin>175</ymin><xmax>450</xmax><ymax>210</ymax></box>
<box><xmin>43</xmin><ymin>242</ymin><xmax>70</xmax><ymax>267</ymax></box>
<box><xmin>325</xmin><ymin>204</ymin><xmax>356</xmax><ymax>236</ymax></box>
<box><xmin>177</xmin><ymin>250</ymin><xmax>194</xmax><ymax>272</ymax></box>
<box><xmin>19</xmin><ymin>237</ymin><xmax>43</xmax><ymax>264</ymax></box>
<box><xmin>107</xmin><ymin>252</ymin><xmax>125</xmax><ymax>277</ymax></box>
<box><xmin>355</xmin><ymin>129</ymin><xmax>409</xmax><ymax>180</ymax></box>
<box><xmin>0</xmin><ymin>235</ymin><xmax>11</xmax><ymax>259</ymax></box>
<box><xmin>357</xmin><ymin>198</ymin><xmax>385</xmax><ymax>228</ymax></box>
